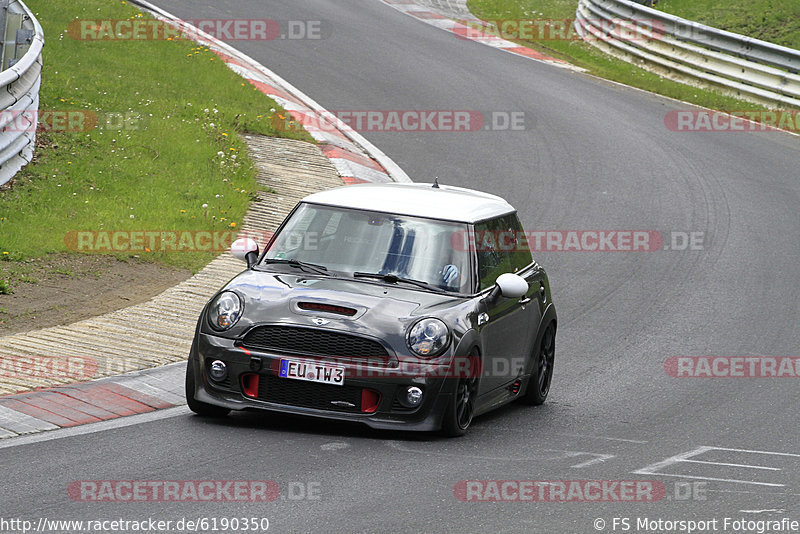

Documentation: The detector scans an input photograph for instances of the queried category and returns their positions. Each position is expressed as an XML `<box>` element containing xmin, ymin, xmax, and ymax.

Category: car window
<box><xmin>474</xmin><ymin>213</ymin><xmax>533</xmax><ymax>291</ymax></box>
<box><xmin>264</xmin><ymin>203</ymin><xmax>472</xmax><ymax>293</ymax></box>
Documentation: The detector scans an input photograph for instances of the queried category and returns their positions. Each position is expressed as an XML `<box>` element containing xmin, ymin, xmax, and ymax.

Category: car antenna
<box><xmin>432</xmin><ymin>177</ymin><xmax>440</xmax><ymax>189</ymax></box>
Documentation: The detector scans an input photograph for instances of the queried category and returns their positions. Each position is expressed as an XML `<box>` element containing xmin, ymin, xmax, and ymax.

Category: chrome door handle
<box><xmin>519</xmin><ymin>297</ymin><xmax>532</xmax><ymax>305</ymax></box>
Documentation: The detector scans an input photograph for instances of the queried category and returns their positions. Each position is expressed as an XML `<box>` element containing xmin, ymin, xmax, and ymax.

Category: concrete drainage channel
<box><xmin>0</xmin><ymin>0</ymin><xmax>417</xmax><ymax>438</ymax></box>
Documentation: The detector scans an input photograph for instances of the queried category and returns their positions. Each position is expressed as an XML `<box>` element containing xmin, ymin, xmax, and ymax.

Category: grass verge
<box><xmin>0</xmin><ymin>0</ymin><xmax>312</xmax><ymax>273</ymax></box>
<box><xmin>654</xmin><ymin>0</ymin><xmax>800</xmax><ymax>50</ymax></box>
<box><xmin>467</xmin><ymin>0</ymin><xmax>779</xmax><ymax>114</ymax></box>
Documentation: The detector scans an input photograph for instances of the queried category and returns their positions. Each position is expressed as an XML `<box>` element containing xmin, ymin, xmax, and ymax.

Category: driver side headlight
<box><xmin>406</xmin><ymin>318</ymin><xmax>449</xmax><ymax>358</ymax></box>
<box><xmin>207</xmin><ymin>291</ymin><xmax>243</xmax><ymax>331</ymax></box>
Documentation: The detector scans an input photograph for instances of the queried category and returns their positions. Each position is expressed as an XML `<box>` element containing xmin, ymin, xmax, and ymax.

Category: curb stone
<box><xmin>382</xmin><ymin>0</ymin><xmax>583</xmax><ymax>70</ymax></box>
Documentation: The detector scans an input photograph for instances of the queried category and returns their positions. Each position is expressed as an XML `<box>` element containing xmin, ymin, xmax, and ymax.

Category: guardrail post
<box><xmin>0</xmin><ymin>0</ymin><xmax>7</xmax><ymax>67</ymax></box>
<box><xmin>9</xmin><ymin>27</ymin><xmax>33</xmax><ymax>67</ymax></box>
<box><xmin>1</xmin><ymin>9</ymin><xmax>21</xmax><ymax>70</ymax></box>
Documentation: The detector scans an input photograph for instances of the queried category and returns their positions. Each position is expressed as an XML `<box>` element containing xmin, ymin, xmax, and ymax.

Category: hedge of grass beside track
<box><xmin>655</xmin><ymin>0</ymin><xmax>800</xmax><ymax>51</ymax></box>
<box><xmin>0</xmin><ymin>0</ymin><xmax>312</xmax><ymax>272</ymax></box>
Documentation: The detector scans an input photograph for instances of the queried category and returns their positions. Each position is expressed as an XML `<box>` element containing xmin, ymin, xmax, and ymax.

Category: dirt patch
<box><xmin>0</xmin><ymin>254</ymin><xmax>192</xmax><ymax>335</ymax></box>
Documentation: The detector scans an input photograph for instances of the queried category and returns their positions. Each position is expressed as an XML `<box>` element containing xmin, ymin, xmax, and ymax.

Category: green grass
<box><xmin>0</xmin><ymin>0</ymin><xmax>312</xmax><ymax>272</ymax></box>
<box><xmin>467</xmin><ymin>0</ymin><xmax>775</xmax><ymax>113</ymax></box>
<box><xmin>655</xmin><ymin>0</ymin><xmax>800</xmax><ymax>50</ymax></box>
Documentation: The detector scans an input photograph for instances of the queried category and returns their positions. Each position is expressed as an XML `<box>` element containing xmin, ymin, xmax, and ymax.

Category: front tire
<box><xmin>522</xmin><ymin>323</ymin><xmax>555</xmax><ymax>406</ymax></box>
<box><xmin>440</xmin><ymin>352</ymin><xmax>480</xmax><ymax>437</ymax></box>
<box><xmin>185</xmin><ymin>357</ymin><xmax>230</xmax><ymax>417</ymax></box>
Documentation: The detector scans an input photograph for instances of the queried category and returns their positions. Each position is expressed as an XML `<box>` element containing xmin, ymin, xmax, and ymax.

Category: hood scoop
<box><xmin>297</xmin><ymin>301</ymin><xmax>357</xmax><ymax>317</ymax></box>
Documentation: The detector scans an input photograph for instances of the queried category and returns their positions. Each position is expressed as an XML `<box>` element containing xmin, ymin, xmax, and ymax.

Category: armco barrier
<box><xmin>575</xmin><ymin>0</ymin><xmax>800</xmax><ymax>109</ymax></box>
<box><xmin>0</xmin><ymin>0</ymin><xmax>43</xmax><ymax>187</ymax></box>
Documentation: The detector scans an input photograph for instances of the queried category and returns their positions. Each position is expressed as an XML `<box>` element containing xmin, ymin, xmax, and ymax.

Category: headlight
<box><xmin>406</xmin><ymin>318</ymin><xmax>449</xmax><ymax>358</ymax></box>
<box><xmin>207</xmin><ymin>291</ymin><xmax>243</xmax><ymax>331</ymax></box>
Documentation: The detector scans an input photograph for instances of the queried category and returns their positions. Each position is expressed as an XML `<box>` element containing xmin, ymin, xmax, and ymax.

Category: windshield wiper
<box><xmin>353</xmin><ymin>272</ymin><xmax>445</xmax><ymax>292</ymax></box>
<box><xmin>263</xmin><ymin>258</ymin><xmax>331</xmax><ymax>276</ymax></box>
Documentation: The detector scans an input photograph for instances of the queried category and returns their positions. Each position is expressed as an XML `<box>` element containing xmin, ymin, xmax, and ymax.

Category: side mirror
<box><xmin>231</xmin><ymin>237</ymin><xmax>259</xmax><ymax>268</ymax></box>
<box><xmin>493</xmin><ymin>273</ymin><xmax>528</xmax><ymax>299</ymax></box>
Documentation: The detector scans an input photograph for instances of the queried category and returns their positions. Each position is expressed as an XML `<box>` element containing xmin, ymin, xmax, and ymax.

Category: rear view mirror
<box><xmin>494</xmin><ymin>273</ymin><xmax>528</xmax><ymax>299</ymax></box>
<box><xmin>231</xmin><ymin>237</ymin><xmax>259</xmax><ymax>268</ymax></box>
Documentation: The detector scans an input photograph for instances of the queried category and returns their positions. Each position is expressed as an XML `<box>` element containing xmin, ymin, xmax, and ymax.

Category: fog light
<box><xmin>209</xmin><ymin>360</ymin><xmax>227</xmax><ymax>381</ymax></box>
<box><xmin>405</xmin><ymin>386</ymin><xmax>423</xmax><ymax>407</ymax></box>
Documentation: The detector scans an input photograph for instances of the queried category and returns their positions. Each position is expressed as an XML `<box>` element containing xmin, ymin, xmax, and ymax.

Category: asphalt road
<box><xmin>3</xmin><ymin>1</ymin><xmax>799</xmax><ymax>532</ymax></box>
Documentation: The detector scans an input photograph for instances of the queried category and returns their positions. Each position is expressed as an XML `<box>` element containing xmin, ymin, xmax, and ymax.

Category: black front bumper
<box><xmin>189</xmin><ymin>332</ymin><xmax>456</xmax><ymax>431</ymax></box>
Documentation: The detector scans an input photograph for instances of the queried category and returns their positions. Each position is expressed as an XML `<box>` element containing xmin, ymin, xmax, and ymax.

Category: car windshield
<box><xmin>263</xmin><ymin>203</ymin><xmax>471</xmax><ymax>293</ymax></box>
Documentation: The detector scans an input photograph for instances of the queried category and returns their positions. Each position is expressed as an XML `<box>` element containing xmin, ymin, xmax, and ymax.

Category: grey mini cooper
<box><xmin>186</xmin><ymin>182</ymin><xmax>556</xmax><ymax>436</ymax></box>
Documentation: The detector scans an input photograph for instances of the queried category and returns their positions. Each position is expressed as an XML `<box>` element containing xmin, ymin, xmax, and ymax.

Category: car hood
<box><xmin>213</xmin><ymin>269</ymin><xmax>468</xmax><ymax>346</ymax></box>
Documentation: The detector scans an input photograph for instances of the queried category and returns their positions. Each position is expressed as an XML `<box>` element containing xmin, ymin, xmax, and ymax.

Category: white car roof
<box><xmin>301</xmin><ymin>183</ymin><xmax>515</xmax><ymax>223</ymax></box>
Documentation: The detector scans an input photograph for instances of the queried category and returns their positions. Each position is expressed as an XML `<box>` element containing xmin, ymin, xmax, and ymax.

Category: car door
<box><xmin>474</xmin><ymin>214</ymin><xmax>540</xmax><ymax>397</ymax></box>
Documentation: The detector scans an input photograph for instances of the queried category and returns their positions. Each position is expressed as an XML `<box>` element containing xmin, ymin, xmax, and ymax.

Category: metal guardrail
<box><xmin>0</xmin><ymin>0</ymin><xmax>42</xmax><ymax>187</ymax></box>
<box><xmin>574</xmin><ymin>0</ymin><xmax>800</xmax><ymax>109</ymax></box>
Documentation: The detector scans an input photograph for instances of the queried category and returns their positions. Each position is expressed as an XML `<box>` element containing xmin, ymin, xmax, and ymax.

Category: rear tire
<box><xmin>185</xmin><ymin>357</ymin><xmax>230</xmax><ymax>417</ymax></box>
<box><xmin>521</xmin><ymin>323</ymin><xmax>555</xmax><ymax>406</ymax></box>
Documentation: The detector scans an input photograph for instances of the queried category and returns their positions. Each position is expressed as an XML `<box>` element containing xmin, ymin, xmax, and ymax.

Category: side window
<box><xmin>474</xmin><ymin>213</ymin><xmax>533</xmax><ymax>291</ymax></box>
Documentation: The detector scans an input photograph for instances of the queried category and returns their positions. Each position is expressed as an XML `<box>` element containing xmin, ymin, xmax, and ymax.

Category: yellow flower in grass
<box><xmin>229</xmin><ymin>222</ymin><xmax>236</xmax><ymax>228</ymax></box>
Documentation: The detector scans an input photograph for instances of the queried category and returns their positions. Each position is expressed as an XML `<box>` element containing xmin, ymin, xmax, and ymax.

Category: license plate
<box><xmin>279</xmin><ymin>359</ymin><xmax>344</xmax><ymax>386</ymax></box>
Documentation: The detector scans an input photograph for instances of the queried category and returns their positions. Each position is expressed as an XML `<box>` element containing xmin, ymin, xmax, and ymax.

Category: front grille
<box><xmin>241</xmin><ymin>325</ymin><xmax>391</xmax><ymax>362</ymax></box>
<box><xmin>256</xmin><ymin>373</ymin><xmax>365</xmax><ymax>413</ymax></box>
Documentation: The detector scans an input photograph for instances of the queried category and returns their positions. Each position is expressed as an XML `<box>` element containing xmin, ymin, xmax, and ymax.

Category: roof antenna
<box><xmin>432</xmin><ymin>177</ymin><xmax>440</xmax><ymax>189</ymax></box>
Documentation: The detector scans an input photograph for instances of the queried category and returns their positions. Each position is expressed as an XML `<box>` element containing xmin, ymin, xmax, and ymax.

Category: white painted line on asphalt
<box><xmin>553</xmin><ymin>432</ymin><xmax>649</xmax><ymax>444</ymax></box>
<box><xmin>709</xmin><ymin>447</ymin><xmax>800</xmax><ymax>457</ymax></box>
<box><xmin>385</xmin><ymin>440</ymin><xmax>615</xmax><ymax>466</ymax></box>
<box><xmin>634</xmin><ymin>445</ymin><xmax>800</xmax><ymax>487</ymax></box>
<box><xmin>0</xmin><ymin>406</ymin><xmax>190</xmax><ymax>450</ymax></box>
<box><xmin>682</xmin><ymin>459</ymin><xmax>782</xmax><ymax>471</ymax></box>
<box><xmin>707</xmin><ymin>487</ymin><xmax>798</xmax><ymax>496</ymax></box>
<box><xmin>566</xmin><ymin>452</ymin><xmax>616</xmax><ymax>468</ymax></box>
<box><xmin>740</xmin><ymin>509</ymin><xmax>787</xmax><ymax>514</ymax></box>
<box><xmin>635</xmin><ymin>471</ymin><xmax>785</xmax><ymax>487</ymax></box>
<box><xmin>635</xmin><ymin>445</ymin><xmax>712</xmax><ymax>473</ymax></box>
